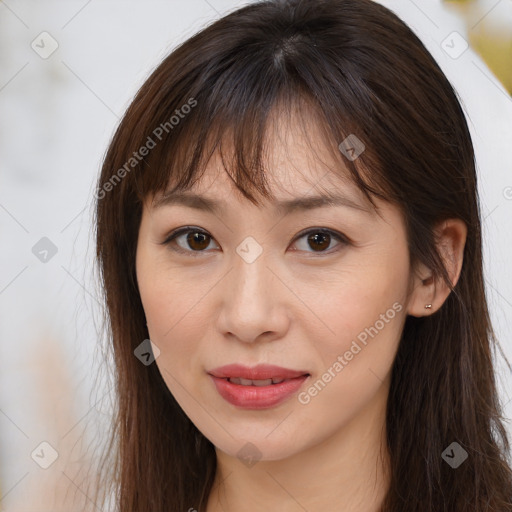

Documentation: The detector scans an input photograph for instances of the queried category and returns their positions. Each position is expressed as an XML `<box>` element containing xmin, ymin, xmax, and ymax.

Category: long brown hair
<box><xmin>93</xmin><ymin>0</ymin><xmax>512</xmax><ymax>510</ymax></box>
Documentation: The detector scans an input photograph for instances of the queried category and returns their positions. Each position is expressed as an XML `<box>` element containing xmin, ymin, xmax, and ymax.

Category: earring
<box><xmin>424</xmin><ymin>304</ymin><xmax>432</xmax><ymax>309</ymax></box>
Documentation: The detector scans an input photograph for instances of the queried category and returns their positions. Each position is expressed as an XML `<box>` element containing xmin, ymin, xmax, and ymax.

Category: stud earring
<box><xmin>424</xmin><ymin>304</ymin><xmax>432</xmax><ymax>309</ymax></box>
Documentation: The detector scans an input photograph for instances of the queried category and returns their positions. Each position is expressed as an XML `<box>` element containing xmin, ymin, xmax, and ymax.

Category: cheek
<box><xmin>141</xmin><ymin>279</ymin><xmax>208</xmax><ymax>410</ymax></box>
<box><xmin>136</xmin><ymin>248</ymin><xmax>208</xmax><ymax>378</ymax></box>
<box><xmin>291</xmin><ymin>269</ymin><xmax>407</xmax><ymax>441</ymax></box>
<box><xmin>295</xmin><ymin>241</ymin><xmax>410</xmax><ymax>385</ymax></box>
<box><xmin>141</xmin><ymin>279</ymin><xmax>205</xmax><ymax>361</ymax></box>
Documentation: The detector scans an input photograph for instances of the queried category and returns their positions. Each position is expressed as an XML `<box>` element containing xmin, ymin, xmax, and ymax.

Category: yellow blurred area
<box><xmin>445</xmin><ymin>0</ymin><xmax>512</xmax><ymax>94</ymax></box>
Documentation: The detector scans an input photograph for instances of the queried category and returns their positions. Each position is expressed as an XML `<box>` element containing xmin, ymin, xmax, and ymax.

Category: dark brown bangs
<box><xmin>144</xmin><ymin>91</ymin><xmax>388</xmax><ymax>212</ymax></box>
<box><xmin>115</xmin><ymin>31</ymin><xmax>394</xmax><ymax>214</ymax></box>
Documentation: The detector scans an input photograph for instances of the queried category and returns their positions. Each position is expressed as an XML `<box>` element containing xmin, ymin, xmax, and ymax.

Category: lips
<box><xmin>209</xmin><ymin>367</ymin><xmax>310</xmax><ymax>409</ymax></box>
<box><xmin>207</xmin><ymin>364</ymin><xmax>311</xmax><ymax>409</ymax></box>
<box><xmin>207</xmin><ymin>363</ymin><xmax>310</xmax><ymax>381</ymax></box>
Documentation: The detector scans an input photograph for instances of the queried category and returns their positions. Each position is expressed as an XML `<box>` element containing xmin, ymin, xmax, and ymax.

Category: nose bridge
<box><xmin>217</xmin><ymin>241</ymin><xmax>288</xmax><ymax>342</ymax></box>
<box><xmin>231</xmin><ymin>244</ymin><xmax>275</xmax><ymax>311</ymax></box>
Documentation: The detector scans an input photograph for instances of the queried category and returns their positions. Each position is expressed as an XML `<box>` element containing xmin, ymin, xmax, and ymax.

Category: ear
<box><xmin>407</xmin><ymin>218</ymin><xmax>467</xmax><ymax>317</ymax></box>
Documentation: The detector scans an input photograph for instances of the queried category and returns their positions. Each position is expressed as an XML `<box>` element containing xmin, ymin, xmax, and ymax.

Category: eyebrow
<box><xmin>152</xmin><ymin>190</ymin><xmax>372</xmax><ymax>215</ymax></box>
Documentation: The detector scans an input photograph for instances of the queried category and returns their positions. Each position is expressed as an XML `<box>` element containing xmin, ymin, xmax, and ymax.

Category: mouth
<box><xmin>207</xmin><ymin>363</ymin><xmax>310</xmax><ymax>381</ymax></box>
<box><xmin>207</xmin><ymin>364</ymin><xmax>311</xmax><ymax>409</ymax></box>
<box><xmin>219</xmin><ymin>376</ymin><xmax>309</xmax><ymax>386</ymax></box>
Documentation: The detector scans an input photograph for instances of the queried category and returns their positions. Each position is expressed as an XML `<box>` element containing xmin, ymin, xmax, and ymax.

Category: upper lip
<box><xmin>208</xmin><ymin>364</ymin><xmax>310</xmax><ymax>380</ymax></box>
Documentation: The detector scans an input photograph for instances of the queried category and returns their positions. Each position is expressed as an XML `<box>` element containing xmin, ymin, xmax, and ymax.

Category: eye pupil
<box><xmin>187</xmin><ymin>231</ymin><xmax>210</xmax><ymax>250</ymax></box>
<box><xmin>308</xmin><ymin>232</ymin><xmax>330</xmax><ymax>251</ymax></box>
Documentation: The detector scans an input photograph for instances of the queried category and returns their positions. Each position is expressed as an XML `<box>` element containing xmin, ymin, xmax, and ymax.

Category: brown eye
<box><xmin>307</xmin><ymin>232</ymin><xmax>330</xmax><ymax>252</ymax></box>
<box><xmin>293</xmin><ymin>229</ymin><xmax>348</xmax><ymax>254</ymax></box>
<box><xmin>162</xmin><ymin>227</ymin><xmax>218</xmax><ymax>256</ymax></box>
<box><xmin>185</xmin><ymin>231</ymin><xmax>211</xmax><ymax>251</ymax></box>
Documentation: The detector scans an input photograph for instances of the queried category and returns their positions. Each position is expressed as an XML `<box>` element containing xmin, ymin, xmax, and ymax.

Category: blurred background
<box><xmin>0</xmin><ymin>0</ymin><xmax>511</xmax><ymax>510</ymax></box>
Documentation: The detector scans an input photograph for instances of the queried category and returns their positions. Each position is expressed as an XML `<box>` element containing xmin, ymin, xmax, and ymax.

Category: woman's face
<box><xmin>136</xmin><ymin>118</ymin><xmax>416</xmax><ymax>462</ymax></box>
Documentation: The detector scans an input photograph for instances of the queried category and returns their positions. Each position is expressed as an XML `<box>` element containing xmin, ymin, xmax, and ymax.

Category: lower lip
<box><xmin>208</xmin><ymin>374</ymin><xmax>309</xmax><ymax>410</ymax></box>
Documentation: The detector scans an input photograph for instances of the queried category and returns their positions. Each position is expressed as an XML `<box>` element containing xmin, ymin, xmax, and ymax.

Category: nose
<box><xmin>215</xmin><ymin>252</ymin><xmax>290</xmax><ymax>344</ymax></box>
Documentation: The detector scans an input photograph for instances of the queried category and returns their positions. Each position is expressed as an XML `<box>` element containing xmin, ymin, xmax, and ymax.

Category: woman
<box><xmin>93</xmin><ymin>0</ymin><xmax>512</xmax><ymax>510</ymax></box>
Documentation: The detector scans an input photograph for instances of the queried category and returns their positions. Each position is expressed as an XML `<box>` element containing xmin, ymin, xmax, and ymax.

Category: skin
<box><xmin>135</xmin><ymin>111</ymin><xmax>467</xmax><ymax>512</ymax></box>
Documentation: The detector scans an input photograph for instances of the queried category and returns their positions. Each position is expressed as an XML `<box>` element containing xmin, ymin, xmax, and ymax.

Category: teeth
<box><xmin>227</xmin><ymin>377</ymin><xmax>287</xmax><ymax>386</ymax></box>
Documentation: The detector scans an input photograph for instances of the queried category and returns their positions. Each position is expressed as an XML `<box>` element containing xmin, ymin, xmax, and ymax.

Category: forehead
<box><xmin>149</xmin><ymin>149</ymin><xmax>380</xmax><ymax>222</ymax></box>
<box><xmin>147</xmin><ymin>95</ymin><xmax>382</xmax><ymax>218</ymax></box>
<box><xmin>157</xmin><ymin>104</ymin><xmax>364</xmax><ymax>207</ymax></box>
<box><xmin>150</xmin><ymin>148</ymin><xmax>372</xmax><ymax>220</ymax></box>
<box><xmin>188</xmin><ymin>152</ymin><xmax>354</xmax><ymax>197</ymax></box>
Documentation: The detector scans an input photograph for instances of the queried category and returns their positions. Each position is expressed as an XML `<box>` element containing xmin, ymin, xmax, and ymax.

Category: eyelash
<box><xmin>160</xmin><ymin>226</ymin><xmax>350</xmax><ymax>257</ymax></box>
